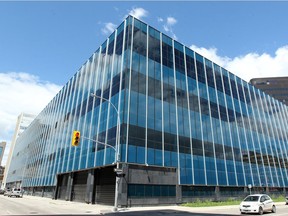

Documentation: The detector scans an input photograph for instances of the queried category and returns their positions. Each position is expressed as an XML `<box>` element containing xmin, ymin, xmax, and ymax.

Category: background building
<box><xmin>0</xmin><ymin>166</ymin><xmax>4</xmax><ymax>189</ymax></box>
<box><xmin>6</xmin><ymin>16</ymin><xmax>288</xmax><ymax>206</ymax></box>
<box><xmin>2</xmin><ymin>113</ymin><xmax>35</xmax><ymax>189</ymax></box>
<box><xmin>0</xmin><ymin>142</ymin><xmax>6</xmax><ymax>166</ymax></box>
<box><xmin>250</xmin><ymin>77</ymin><xmax>288</xmax><ymax>106</ymax></box>
<box><xmin>0</xmin><ymin>142</ymin><xmax>6</xmax><ymax>188</ymax></box>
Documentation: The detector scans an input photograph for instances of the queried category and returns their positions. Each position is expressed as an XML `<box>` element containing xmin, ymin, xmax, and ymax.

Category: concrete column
<box><xmin>85</xmin><ymin>170</ymin><xmax>94</xmax><ymax>204</ymax></box>
<box><xmin>53</xmin><ymin>176</ymin><xmax>59</xmax><ymax>200</ymax></box>
<box><xmin>176</xmin><ymin>168</ymin><xmax>182</xmax><ymax>204</ymax></box>
<box><xmin>176</xmin><ymin>185</ymin><xmax>182</xmax><ymax>204</ymax></box>
<box><xmin>244</xmin><ymin>186</ymin><xmax>248</xmax><ymax>195</ymax></box>
<box><xmin>52</xmin><ymin>186</ymin><xmax>56</xmax><ymax>200</ymax></box>
<box><xmin>65</xmin><ymin>173</ymin><xmax>74</xmax><ymax>201</ymax></box>
<box><xmin>118</xmin><ymin>164</ymin><xmax>128</xmax><ymax>207</ymax></box>
<box><xmin>215</xmin><ymin>186</ymin><xmax>220</xmax><ymax>201</ymax></box>
<box><xmin>94</xmin><ymin>171</ymin><xmax>100</xmax><ymax>203</ymax></box>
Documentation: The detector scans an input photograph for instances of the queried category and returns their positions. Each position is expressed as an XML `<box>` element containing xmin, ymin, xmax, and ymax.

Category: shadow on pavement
<box><xmin>6</xmin><ymin>209</ymin><xmax>239</xmax><ymax>216</ymax></box>
<box><xmin>104</xmin><ymin>209</ymin><xmax>237</xmax><ymax>216</ymax></box>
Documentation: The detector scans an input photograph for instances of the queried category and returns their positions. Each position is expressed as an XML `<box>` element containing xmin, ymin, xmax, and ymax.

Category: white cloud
<box><xmin>101</xmin><ymin>22</ymin><xmax>117</xmax><ymax>35</ymax></box>
<box><xmin>167</xmin><ymin>17</ymin><xmax>177</xmax><ymax>26</ymax></box>
<box><xmin>167</xmin><ymin>29</ymin><xmax>177</xmax><ymax>40</ymax></box>
<box><xmin>190</xmin><ymin>45</ymin><xmax>288</xmax><ymax>82</ymax></box>
<box><xmin>163</xmin><ymin>25</ymin><xmax>169</xmax><ymax>32</ymax></box>
<box><xmin>190</xmin><ymin>45</ymin><xmax>230</xmax><ymax>67</ymax></box>
<box><xmin>163</xmin><ymin>16</ymin><xmax>178</xmax><ymax>40</ymax></box>
<box><xmin>157</xmin><ymin>17</ymin><xmax>164</xmax><ymax>22</ymax></box>
<box><xmin>0</xmin><ymin>72</ymin><xmax>61</xmax><ymax>165</ymax></box>
<box><xmin>128</xmin><ymin>7</ymin><xmax>148</xmax><ymax>20</ymax></box>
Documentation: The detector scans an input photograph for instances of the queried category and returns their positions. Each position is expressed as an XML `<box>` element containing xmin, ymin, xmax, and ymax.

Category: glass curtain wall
<box><xmin>122</xmin><ymin>16</ymin><xmax>288</xmax><ymax>188</ymax></box>
<box><xmin>7</xmin><ymin>15</ymin><xmax>288</xmax><ymax>189</ymax></box>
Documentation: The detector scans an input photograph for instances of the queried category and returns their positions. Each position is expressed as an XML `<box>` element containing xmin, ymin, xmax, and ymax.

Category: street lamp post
<box><xmin>248</xmin><ymin>184</ymin><xmax>252</xmax><ymax>195</ymax></box>
<box><xmin>90</xmin><ymin>93</ymin><xmax>121</xmax><ymax>212</ymax></box>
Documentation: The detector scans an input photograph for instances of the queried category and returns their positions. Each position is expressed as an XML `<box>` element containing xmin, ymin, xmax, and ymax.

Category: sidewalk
<box><xmin>19</xmin><ymin>195</ymin><xmax>241</xmax><ymax>214</ymax></box>
<box><xmin>17</xmin><ymin>195</ymin><xmax>288</xmax><ymax>215</ymax></box>
<box><xmin>21</xmin><ymin>195</ymin><xmax>114</xmax><ymax>215</ymax></box>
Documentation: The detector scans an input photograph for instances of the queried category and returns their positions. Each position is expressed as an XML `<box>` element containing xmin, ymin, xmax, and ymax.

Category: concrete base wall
<box><xmin>17</xmin><ymin>164</ymin><xmax>288</xmax><ymax>206</ymax></box>
<box><xmin>127</xmin><ymin>197</ymin><xmax>176</xmax><ymax>207</ymax></box>
<box><xmin>118</xmin><ymin>164</ymin><xmax>178</xmax><ymax>207</ymax></box>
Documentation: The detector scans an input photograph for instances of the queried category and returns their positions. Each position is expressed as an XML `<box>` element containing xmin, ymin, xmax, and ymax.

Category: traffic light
<box><xmin>72</xmin><ymin>130</ymin><xmax>80</xmax><ymax>147</ymax></box>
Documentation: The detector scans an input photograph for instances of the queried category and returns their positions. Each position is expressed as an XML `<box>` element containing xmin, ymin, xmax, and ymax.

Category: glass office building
<box><xmin>7</xmin><ymin>16</ymin><xmax>288</xmax><ymax>205</ymax></box>
<box><xmin>250</xmin><ymin>76</ymin><xmax>288</xmax><ymax>106</ymax></box>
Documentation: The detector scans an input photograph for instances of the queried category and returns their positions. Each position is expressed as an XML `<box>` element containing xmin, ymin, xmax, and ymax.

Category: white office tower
<box><xmin>2</xmin><ymin>113</ymin><xmax>35</xmax><ymax>189</ymax></box>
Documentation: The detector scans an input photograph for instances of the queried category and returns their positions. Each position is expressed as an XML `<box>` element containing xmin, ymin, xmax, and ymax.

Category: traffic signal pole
<box><xmin>80</xmin><ymin>136</ymin><xmax>117</xmax><ymax>152</ymax></box>
<box><xmin>72</xmin><ymin>134</ymin><xmax>121</xmax><ymax>211</ymax></box>
<box><xmin>90</xmin><ymin>93</ymin><xmax>121</xmax><ymax>212</ymax></box>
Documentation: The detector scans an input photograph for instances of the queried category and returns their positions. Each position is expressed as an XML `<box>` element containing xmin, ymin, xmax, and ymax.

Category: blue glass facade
<box><xmin>7</xmin><ymin>16</ymin><xmax>288</xmax><ymax>201</ymax></box>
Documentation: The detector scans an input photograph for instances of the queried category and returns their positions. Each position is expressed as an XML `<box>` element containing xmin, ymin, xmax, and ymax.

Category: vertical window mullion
<box><xmin>183</xmin><ymin>47</ymin><xmax>194</xmax><ymax>184</ymax></box>
<box><xmin>257</xmin><ymin>91</ymin><xmax>276</xmax><ymax>186</ymax></box>
<box><xmin>117</xmin><ymin>19</ymin><xmax>127</xmax><ymax>163</ymax></box>
<box><xmin>172</xmin><ymin>40</ymin><xmax>181</xmax><ymax>185</ymax></box>
<box><xmin>194</xmin><ymin>52</ymin><xmax>207</xmax><ymax>185</ymax></box>
<box><xmin>214</xmin><ymin>65</ymin><xmax>232</xmax><ymax>186</ymax></box>
<box><xmin>160</xmin><ymin>33</ymin><xmax>164</xmax><ymax>167</ymax></box>
<box><xmin>145</xmin><ymin>24</ymin><xmax>149</xmax><ymax>165</ymax></box>
<box><xmin>125</xmin><ymin>17</ymin><xmax>134</xmax><ymax>163</ymax></box>
<box><xmin>245</xmin><ymin>82</ymin><xmax>268</xmax><ymax>187</ymax></box>
<box><xmin>204</xmin><ymin>59</ymin><xmax>218</xmax><ymax>186</ymax></box>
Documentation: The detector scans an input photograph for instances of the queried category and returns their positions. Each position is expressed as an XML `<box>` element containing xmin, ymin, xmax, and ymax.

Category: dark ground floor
<box><xmin>7</xmin><ymin>164</ymin><xmax>288</xmax><ymax>207</ymax></box>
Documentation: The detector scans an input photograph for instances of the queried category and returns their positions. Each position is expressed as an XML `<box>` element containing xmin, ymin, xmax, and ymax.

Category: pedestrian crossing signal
<box><xmin>72</xmin><ymin>130</ymin><xmax>80</xmax><ymax>147</ymax></box>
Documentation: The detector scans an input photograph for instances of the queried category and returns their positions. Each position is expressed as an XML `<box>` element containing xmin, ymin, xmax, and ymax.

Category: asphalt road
<box><xmin>0</xmin><ymin>194</ymin><xmax>287</xmax><ymax>216</ymax></box>
<box><xmin>112</xmin><ymin>204</ymin><xmax>288</xmax><ymax>216</ymax></box>
<box><xmin>107</xmin><ymin>209</ymin><xmax>237</xmax><ymax>216</ymax></box>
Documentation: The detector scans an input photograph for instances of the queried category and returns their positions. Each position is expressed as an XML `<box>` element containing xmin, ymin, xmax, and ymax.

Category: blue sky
<box><xmin>1</xmin><ymin>1</ymin><xmax>288</xmax><ymax>165</ymax></box>
<box><xmin>1</xmin><ymin>2</ymin><xmax>288</xmax><ymax>84</ymax></box>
